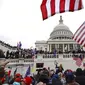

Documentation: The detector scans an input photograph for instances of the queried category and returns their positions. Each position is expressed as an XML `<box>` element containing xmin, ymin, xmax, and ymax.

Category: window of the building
<box><xmin>69</xmin><ymin>44</ymin><xmax>73</xmax><ymax>51</ymax></box>
<box><xmin>36</xmin><ymin>63</ymin><xmax>44</xmax><ymax>68</ymax></box>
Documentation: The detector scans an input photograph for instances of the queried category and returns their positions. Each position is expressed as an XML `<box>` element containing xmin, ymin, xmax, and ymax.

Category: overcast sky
<box><xmin>0</xmin><ymin>0</ymin><xmax>85</xmax><ymax>48</ymax></box>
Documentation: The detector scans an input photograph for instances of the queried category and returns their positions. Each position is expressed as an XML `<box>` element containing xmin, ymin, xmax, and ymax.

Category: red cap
<box><xmin>23</xmin><ymin>77</ymin><xmax>32</xmax><ymax>85</ymax></box>
<box><xmin>15</xmin><ymin>78</ymin><xmax>21</xmax><ymax>82</ymax></box>
<box><xmin>15</xmin><ymin>73</ymin><xmax>21</xmax><ymax>77</ymax></box>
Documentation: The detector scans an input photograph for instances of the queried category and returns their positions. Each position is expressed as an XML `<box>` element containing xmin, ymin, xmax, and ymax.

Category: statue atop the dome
<box><xmin>59</xmin><ymin>16</ymin><xmax>63</xmax><ymax>24</ymax></box>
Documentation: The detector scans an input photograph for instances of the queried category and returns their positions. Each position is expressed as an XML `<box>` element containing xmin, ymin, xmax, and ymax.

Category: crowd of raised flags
<box><xmin>13</xmin><ymin>64</ymin><xmax>36</xmax><ymax>78</ymax></box>
<box><xmin>1</xmin><ymin>61</ymin><xmax>85</xmax><ymax>85</ymax></box>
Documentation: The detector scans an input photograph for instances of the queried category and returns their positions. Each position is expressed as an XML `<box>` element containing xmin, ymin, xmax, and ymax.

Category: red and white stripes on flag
<box><xmin>40</xmin><ymin>0</ymin><xmax>83</xmax><ymax>20</ymax></box>
<box><xmin>76</xmin><ymin>58</ymin><xmax>82</xmax><ymax>67</ymax></box>
<box><xmin>72</xmin><ymin>21</ymin><xmax>85</xmax><ymax>47</ymax></box>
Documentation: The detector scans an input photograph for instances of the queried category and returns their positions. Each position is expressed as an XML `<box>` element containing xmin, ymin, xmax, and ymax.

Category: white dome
<box><xmin>54</xmin><ymin>24</ymin><xmax>70</xmax><ymax>31</ymax></box>
<box><xmin>50</xmin><ymin>16</ymin><xmax>73</xmax><ymax>39</ymax></box>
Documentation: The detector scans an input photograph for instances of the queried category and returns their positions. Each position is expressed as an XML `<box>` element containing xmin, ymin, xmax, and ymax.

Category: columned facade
<box><xmin>48</xmin><ymin>43</ymin><xmax>74</xmax><ymax>53</ymax></box>
<box><xmin>35</xmin><ymin>16</ymin><xmax>80</xmax><ymax>53</ymax></box>
<box><xmin>49</xmin><ymin>44</ymin><xmax>51</xmax><ymax>52</ymax></box>
<box><xmin>46</xmin><ymin>42</ymin><xmax>76</xmax><ymax>53</ymax></box>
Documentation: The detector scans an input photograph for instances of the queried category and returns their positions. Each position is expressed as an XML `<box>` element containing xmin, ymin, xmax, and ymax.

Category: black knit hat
<box><xmin>76</xmin><ymin>68</ymin><xmax>83</xmax><ymax>76</ymax></box>
<box><xmin>39</xmin><ymin>74</ymin><xmax>49</xmax><ymax>84</ymax></box>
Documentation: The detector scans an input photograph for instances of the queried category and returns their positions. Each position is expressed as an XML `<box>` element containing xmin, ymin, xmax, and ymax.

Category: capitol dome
<box><xmin>50</xmin><ymin>16</ymin><xmax>73</xmax><ymax>39</ymax></box>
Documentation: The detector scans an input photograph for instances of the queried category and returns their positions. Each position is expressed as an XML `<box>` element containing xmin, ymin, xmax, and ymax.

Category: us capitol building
<box><xmin>1</xmin><ymin>16</ymin><xmax>84</xmax><ymax>76</ymax></box>
<box><xmin>35</xmin><ymin>16</ymin><xmax>80</xmax><ymax>53</ymax></box>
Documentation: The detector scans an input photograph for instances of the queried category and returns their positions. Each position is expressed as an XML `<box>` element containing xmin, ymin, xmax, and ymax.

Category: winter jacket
<box><xmin>75</xmin><ymin>76</ymin><xmax>85</xmax><ymax>85</ymax></box>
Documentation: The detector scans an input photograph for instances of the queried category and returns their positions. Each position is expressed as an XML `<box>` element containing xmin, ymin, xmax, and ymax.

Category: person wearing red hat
<box><xmin>13</xmin><ymin>78</ymin><xmax>21</xmax><ymax>85</ymax></box>
<box><xmin>9</xmin><ymin>73</ymin><xmax>22</xmax><ymax>84</ymax></box>
<box><xmin>0</xmin><ymin>66</ymin><xmax>6</xmax><ymax>84</ymax></box>
<box><xmin>21</xmin><ymin>76</ymin><xmax>32</xmax><ymax>85</ymax></box>
<box><xmin>13</xmin><ymin>73</ymin><xmax>22</xmax><ymax>84</ymax></box>
<box><xmin>15</xmin><ymin>73</ymin><xmax>21</xmax><ymax>78</ymax></box>
<box><xmin>15</xmin><ymin>78</ymin><xmax>21</xmax><ymax>82</ymax></box>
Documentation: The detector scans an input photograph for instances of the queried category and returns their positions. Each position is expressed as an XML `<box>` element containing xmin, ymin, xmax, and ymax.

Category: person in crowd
<box><xmin>83</xmin><ymin>68</ymin><xmax>85</xmax><ymax>76</ymax></box>
<box><xmin>13</xmin><ymin>81</ymin><xmax>21</xmax><ymax>85</ymax></box>
<box><xmin>65</xmin><ymin>71</ymin><xmax>79</xmax><ymax>85</ymax></box>
<box><xmin>9</xmin><ymin>73</ymin><xmax>22</xmax><ymax>84</ymax></box>
<box><xmin>60</xmin><ymin>73</ymin><xmax>66</xmax><ymax>85</ymax></box>
<box><xmin>59</xmin><ymin>64</ymin><xmax>64</xmax><ymax>73</ymax></box>
<box><xmin>0</xmin><ymin>49</ymin><xmax>5</xmax><ymax>58</ymax></box>
<box><xmin>56</xmin><ymin>64</ymin><xmax>64</xmax><ymax>74</ymax></box>
<box><xmin>0</xmin><ymin>60</ymin><xmax>9</xmax><ymax>67</ymax></box>
<box><xmin>21</xmin><ymin>76</ymin><xmax>32</xmax><ymax>85</ymax></box>
<box><xmin>34</xmin><ymin>69</ymin><xmax>43</xmax><ymax>83</ymax></box>
<box><xmin>48</xmin><ymin>69</ymin><xmax>62</xmax><ymax>85</ymax></box>
<box><xmin>75</xmin><ymin>68</ymin><xmax>85</xmax><ymax>85</ymax></box>
<box><xmin>0</xmin><ymin>66</ymin><xmax>5</xmax><ymax>84</ymax></box>
<box><xmin>37</xmin><ymin>74</ymin><xmax>49</xmax><ymax>85</ymax></box>
<box><xmin>48</xmin><ymin>70</ymin><xmax>55</xmax><ymax>85</ymax></box>
<box><xmin>48</xmin><ymin>67</ymin><xmax>50</xmax><ymax>72</ymax></box>
<box><xmin>30</xmin><ymin>76</ymin><xmax>35</xmax><ymax>85</ymax></box>
<box><xmin>52</xmin><ymin>72</ymin><xmax>62</xmax><ymax>85</ymax></box>
<box><xmin>0</xmin><ymin>59</ymin><xmax>10</xmax><ymax>84</ymax></box>
<box><xmin>6</xmin><ymin>50</ymin><xmax>9</xmax><ymax>59</ymax></box>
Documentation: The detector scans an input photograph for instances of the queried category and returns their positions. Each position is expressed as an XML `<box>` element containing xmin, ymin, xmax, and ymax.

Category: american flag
<box><xmin>76</xmin><ymin>57</ymin><xmax>82</xmax><ymax>67</ymax></box>
<box><xmin>40</xmin><ymin>0</ymin><xmax>83</xmax><ymax>20</ymax></box>
<box><xmin>73</xmin><ymin>55</ymin><xmax>84</xmax><ymax>67</ymax></box>
<box><xmin>72</xmin><ymin>21</ymin><xmax>85</xmax><ymax>47</ymax></box>
<box><xmin>73</xmin><ymin>55</ymin><xmax>78</xmax><ymax>60</ymax></box>
<box><xmin>24</xmin><ymin>65</ymin><xmax>30</xmax><ymax>78</ymax></box>
<box><xmin>17</xmin><ymin>41</ymin><xmax>22</xmax><ymax>49</ymax></box>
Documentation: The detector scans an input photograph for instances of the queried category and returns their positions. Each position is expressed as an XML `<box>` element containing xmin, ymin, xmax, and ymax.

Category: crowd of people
<box><xmin>4</xmin><ymin>49</ymin><xmax>51</xmax><ymax>59</ymax></box>
<box><xmin>0</xmin><ymin>48</ymin><xmax>85</xmax><ymax>85</ymax></box>
<box><xmin>0</xmin><ymin>61</ymin><xmax>85</xmax><ymax>85</ymax></box>
<box><xmin>0</xmin><ymin>48</ymin><xmax>84</xmax><ymax>59</ymax></box>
